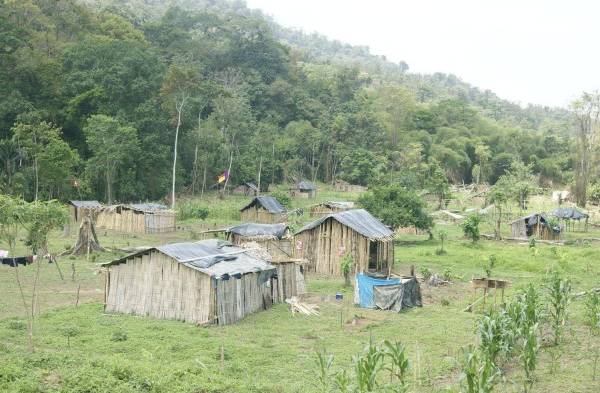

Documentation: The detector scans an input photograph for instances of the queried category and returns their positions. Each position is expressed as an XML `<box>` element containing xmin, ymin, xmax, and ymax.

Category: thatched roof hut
<box><xmin>309</xmin><ymin>201</ymin><xmax>355</xmax><ymax>217</ymax></box>
<box><xmin>96</xmin><ymin>203</ymin><xmax>176</xmax><ymax>234</ymax></box>
<box><xmin>68</xmin><ymin>200</ymin><xmax>102</xmax><ymax>222</ymax></box>
<box><xmin>240</xmin><ymin>196</ymin><xmax>287</xmax><ymax>223</ymax></box>
<box><xmin>510</xmin><ymin>213</ymin><xmax>561</xmax><ymax>240</ymax></box>
<box><xmin>295</xmin><ymin>209</ymin><xmax>395</xmax><ymax>277</ymax></box>
<box><xmin>290</xmin><ymin>180</ymin><xmax>317</xmax><ymax>198</ymax></box>
<box><xmin>102</xmin><ymin>239</ymin><xmax>276</xmax><ymax>325</ymax></box>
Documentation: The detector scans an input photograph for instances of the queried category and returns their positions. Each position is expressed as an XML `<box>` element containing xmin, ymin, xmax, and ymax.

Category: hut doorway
<box><xmin>368</xmin><ymin>241</ymin><xmax>378</xmax><ymax>270</ymax></box>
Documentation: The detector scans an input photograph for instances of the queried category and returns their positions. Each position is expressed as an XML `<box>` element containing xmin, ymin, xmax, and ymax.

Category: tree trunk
<box><xmin>34</xmin><ymin>157</ymin><xmax>38</xmax><ymax>201</ymax></box>
<box><xmin>201</xmin><ymin>158</ymin><xmax>207</xmax><ymax>200</ymax></box>
<box><xmin>191</xmin><ymin>144</ymin><xmax>198</xmax><ymax>195</ymax></box>
<box><xmin>171</xmin><ymin>100</ymin><xmax>184</xmax><ymax>209</ymax></box>
<box><xmin>257</xmin><ymin>155</ymin><xmax>263</xmax><ymax>196</ymax></box>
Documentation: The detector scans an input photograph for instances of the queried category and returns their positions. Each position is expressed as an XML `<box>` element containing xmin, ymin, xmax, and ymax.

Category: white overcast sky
<box><xmin>245</xmin><ymin>0</ymin><xmax>600</xmax><ymax>108</ymax></box>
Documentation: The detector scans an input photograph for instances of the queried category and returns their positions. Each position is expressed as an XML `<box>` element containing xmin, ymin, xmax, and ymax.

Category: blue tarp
<box><xmin>356</xmin><ymin>273</ymin><xmax>400</xmax><ymax>308</ymax></box>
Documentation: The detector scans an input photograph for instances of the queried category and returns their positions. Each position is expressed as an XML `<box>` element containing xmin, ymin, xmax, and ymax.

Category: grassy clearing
<box><xmin>1</xmin><ymin>187</ymin><xmax>600</xmax><ymax>392</ymax></box>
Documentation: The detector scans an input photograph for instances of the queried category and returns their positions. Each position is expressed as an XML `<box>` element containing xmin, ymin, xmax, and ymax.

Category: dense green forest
<box><xmin>0</xmin><ymin>0</ymin><xmax>575</xmax><ymax>203</ymax></box>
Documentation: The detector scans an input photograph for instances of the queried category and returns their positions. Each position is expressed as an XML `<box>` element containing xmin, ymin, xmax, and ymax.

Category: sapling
<box><xmin>484</xmin><ymin>255</ymin><xmax>497</xmax><ymax>278</ymax></box>
<box><xmin>436</xmin><ymin>229</ymin><xmax>448</xmax><ymax>255</ymax></box>
<box><xmin>340</xmin><ymin>254</ymin><xmax>354</xmax><ymax>287</ymax></box>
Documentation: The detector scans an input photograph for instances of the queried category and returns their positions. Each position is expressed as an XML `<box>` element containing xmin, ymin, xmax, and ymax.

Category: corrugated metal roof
<box><xmin>245</xmin><ymin>182</ymin><xmax>259</xmax><ymax>191</ymax></box>
<box><xmin>69</xmin><ymin>200</ymin><xmax>102</xmax><ymax>208</ymax></box>
<box><xmin>103</xmin><ymin>239</ymin><xmax>275</xmax><ymax>278</ymax></box>
<box><xmin>296</xmin><ymin>209</ymin><xmax>394</xmax><ymax>241</ymax></box>
<box><xmin>296</xmin><ymin>180</ymin><xmax>316</xmax><ymax>190</ymax></box>
<box><xmin>316</xmin><ymin>201</ymin><xmax>355</xmax><ymax>209</ymax></box>
<box><xmin>240</xmin><ymin>196</ymin><xmax>286</xmax><ymax>214</ymax></box>
<box><xmin>128</xmin><ymin>203</ymin><xmax>169</xmax><ymax>212</ymax></box>
<box><xmin>227</xmin><ymin>223</ymin><xmax>289</xmax><ymax>239</ymax></box>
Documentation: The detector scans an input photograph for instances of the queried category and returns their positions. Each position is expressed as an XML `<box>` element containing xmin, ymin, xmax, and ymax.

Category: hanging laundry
<box><xmin>0</xmin><ymin>255</ymin><xmax>37</xmax><ymax>267</ymax></box>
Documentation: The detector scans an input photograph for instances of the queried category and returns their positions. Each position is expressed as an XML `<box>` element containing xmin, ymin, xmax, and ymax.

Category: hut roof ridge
<box><xmin>240</xmin><ymin>196</ymin><xmax>286</xmax><ymax>214</ymax></box>
<box><xmin>296</xmin><ymin>209</ymin><xmax>394</xmax><ymax>241</ymax></box>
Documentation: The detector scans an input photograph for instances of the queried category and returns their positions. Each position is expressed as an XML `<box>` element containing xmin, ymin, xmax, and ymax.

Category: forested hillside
<box><xmin>0</xmin><ymin>0</ymin><xmax>574</xmax><ymax>203</ymax></box>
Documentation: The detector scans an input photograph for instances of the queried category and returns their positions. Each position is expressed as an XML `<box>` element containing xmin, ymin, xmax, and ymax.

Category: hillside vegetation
<box><xmin>1</xmin><ymin>0</ymin><xmax>573</xmax><ymax>204</ymax></box>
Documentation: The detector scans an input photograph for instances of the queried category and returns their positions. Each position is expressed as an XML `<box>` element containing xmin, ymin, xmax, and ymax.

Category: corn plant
<box><xmin>314</xmin><ymin>349</ymin><xmax>334</xmax><ymax>393</ymax></box>
<box><xmin>459</xmin><ymin>345</ymin><xmax>498</xmax><ymax>393</ymax></box>
<box><xmin>353</xmin><ymin>340</ymin><xmax>385</xmax><ymax>393</ymax></box>
<box><xmin>478</xmin><ymin>310</ymin><xmax>511</xmax><ymax>363</ymax></box>
<box><xmin>333</xmin><ymin>369</ymin><xmax>350</xmax><ymax>393</ymax></box>
<box><xmin>521</xmin><ymin>323</ymin><xmax>539</xmax><ymax>393</ymax></box>
<box><xmin>546</xmin><ymin>272</ymin><xmax>571</xmax><ymax>345</ymax></box>
<box><xmin>584</xmin><ymin>292</ymin><xmax>600</xmax><ymax>336</ymax></box>
<box><xmin>383</xmin><ymin>340</ymin><xmax>410</xmax><ymax>386</ymax></box>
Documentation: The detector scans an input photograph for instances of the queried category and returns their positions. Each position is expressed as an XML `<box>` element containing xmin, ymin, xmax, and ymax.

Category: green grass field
<box><xmin>1</xmin><ymin>187</ymin><xmax>599</xmax><ymax>392</ymax></box>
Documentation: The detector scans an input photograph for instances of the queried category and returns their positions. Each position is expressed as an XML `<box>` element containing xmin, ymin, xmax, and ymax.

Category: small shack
<box><xmin>309</xmin><ymin>201</ymin><xmax>355</xmax><ymax>217</ymax></box>
<box><xmin>102</xmin><ymin>239</ymin><xmax>276</xmax><ymax>325</ymax></box>
<box><xmin>68</xmin><ymin>200</ymin><xmax>102</xmax><ymax>222</ymax></box>
<box><xmin>334</xmin><ymin>179</ymin><xmax>367</xmax><ymax>193</ymax></box>
<box><xmin>290</xmin><ymin>180</ymin><xmax>317</xmax><ymax>198</ymax></box>
<box><xmin>226</xmin><ymin>223</ymin><xmax>293</xmax><ymax>260</ymax></box>
<box><xmin>552</xmin><ymin>207</ymin><xmax>589</xmax><ymax>232</ymax></box>
<box><xmin>510</xmin><ymin>213</ymin><xmax>561</xmax><ymax>240</ymax></box>
<box><xmin>96</xmin><ymin>203</ymin><xmax>176</xmax><ymax>234</ymax></box>
<box><xmin>240</xmin><ymin>196</ymin><xmax>287</xmax><ymax>223</ymax></box>
<box><xmin>232</xmin><ymin>182</ymin><xmax>259</xmax><ymax>197</ymax></box>
<box><xmin>295</xmin><ymin>209</ymin><xmax>395</xmax><ymax>277</ymax></box>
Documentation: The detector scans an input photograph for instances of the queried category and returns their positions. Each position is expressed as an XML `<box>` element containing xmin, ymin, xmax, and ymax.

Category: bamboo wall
<box><xmin>215</xmin><ymin>273</ymin><xmax>272</xmax><ymax>325</ymax></box>
<box><xmin>230</xmin><ymin>236</ymin><xmax>293</xmax><ymax>260</ymax></box>
<box><xmin>511</xmin><ymin>221</ymin><xmax>560</xmax><ymax>240</ymax></box>
<box><xmin>105</xmin><ymin>251</ymin><xmax>212</xmax><ymax>324</ymax></box>
<box><xmin>240</xmin><ymin>206</ymin><xmax>286</xmax><ymax>224</ymax></box>
<box><xmin>97</xmin><ymin>209</ymin><xmax>175</xmax><ymax>234</ymax></box>
<box><xmin>272</xmin><ymin>262</ymin><xmax>306</xmax><ymax>303</ymax></box>
<box><xmin>295</xmin><ymin>219</ymin><xmax>393</xmax><ymax>276</ymax></box>
<box><xmin>309</xmin><ymin>206</ymin><xmax>346</xmax><ymax>218</ymax></box>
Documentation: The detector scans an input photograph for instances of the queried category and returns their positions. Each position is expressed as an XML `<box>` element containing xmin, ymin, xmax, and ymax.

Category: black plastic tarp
<box><xmin>552</xmin><ymin>207</ymin><xmax>588</xmax><ymax>220</ymax></box>
<box><xmin>373</xmin><ymin>277</ymin><xmax>422</xmax><ymax>312</ymax></box>
<box><xmin>227</xmin><ymin>223</ymin><xmax>289</xmax><ymax>239</ymax></box>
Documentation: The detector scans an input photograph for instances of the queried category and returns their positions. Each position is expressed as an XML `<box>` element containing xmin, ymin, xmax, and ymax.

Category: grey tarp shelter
<box><xmin>552</xmin><ymin>207</ymin><xmax>589</xmax><ymax>232</ymax></box>
<box><xmin>103</xmin><ymin>239</ymin><xmax>276</xmax><ymax>325</ymax></box>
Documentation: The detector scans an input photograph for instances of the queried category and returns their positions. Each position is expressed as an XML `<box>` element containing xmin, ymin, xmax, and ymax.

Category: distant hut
<box><xmin>102</xmin><ymin>239</ymin><xmax>277</xmax><ymax>325</ymax></box>
<box><xmin>551</xmin><ymin>190</ymin><xmax>571</xmax><ymax>204</ymax></box>
<box><xmin>232</xmin><ymin>182</ymin><xmax>260</xmax><ymax>197</ymax></box>
<box><xmin>240</xmin><ymin>196</ymin><xmax>287</xmax><ymax>223</ymax></box>
<box><xmin>510</xmin><ymin>213</ymin><xmax>561</xmax><ymax>240</ymax></box>
<box><xmin>226</xmin><ymin>223</ymin><xmax>293</xmax><ymax>260</ymax></box>
<box><xmin>552</xmin><ymin>207</ymin><xmax>589</xmax><ymax>232</ymax></box>
<box><xmin>290</xmin><ymin>180</ymin><xmax>317</xmax><ymax>198</ymax></box>
<box><xmin>68</xmin><ymin>200</ymin><xmax>102</xmax><ymax>222</ymax></box>
<box><xmin>295</xmin><ymin>209</ymin><xmax>395</xmax><ymax>277</ymax></box>
<box><xmin>309</xmin><ymin>201</ymin><xmax>355</xmax><ymax>217</ymax></box>
<box><xmin>333</xmin><ymin>179</ymin><xmax>367</xmax><ymax>193</ymax></box>
<box><xmin>96</xmin><ymin>203</ymin><xmax>176</xmax><ymax>234</ymax></box>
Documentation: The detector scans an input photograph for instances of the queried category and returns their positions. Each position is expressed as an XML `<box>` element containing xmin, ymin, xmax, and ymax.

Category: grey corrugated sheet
<box><xmin>552</xmin><ymin>207</ymin><xmax>588</xmax><ymax>220</ymax></box>
<box><xmin>296</xmin><ymin>209</ymin><xmax>394</xmax><ymax>240</ymax></box>
<box><xmin>227</xmin><ymin>223</ymin><xmax>289</xmax><ymax>239</ymax></box>
<box><xmin>129</xmin><ymin>203</ymin><xmax>169</xmax><ymax>212</ymax></box>
<box><xmin>245</xmin><ymin>182</ymin><xmax>259</xmax><ymax>191</ymax></box>
<box><xmin>69</xmin><ymin>200</ymin><xmax>102</xmax><ymax>208</ymax></box>
<box><xmin>103</xmin><ymin>239</ymin><xmax>275</xmax><ymax>278</ymax></box>
<box><xmin>296</xmin><ymin>180</ymin><xmax>316</xmax><ymax>190</ymax></box>
<box><xmin>240</xmin><ymin>196</ymin><xmax>286</xmax><ymax>214</ymax></box>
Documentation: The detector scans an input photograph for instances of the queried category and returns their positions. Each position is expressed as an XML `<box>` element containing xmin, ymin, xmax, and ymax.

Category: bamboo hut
<box><xmin>333</xmin><ymin>179</ymin><xmax>367</xmax><ymax>193</ymax></box>
<box><xmin>102</xmin><ymin>239</ymin><xmax>277</xmax><ymax>325</ymax></box>
<box><xmin>295</xmin><ymin>209</ymin><xmax>395</xmax><ymax>277</ymax></box>
<box><xmin>96</xmin><ymin>203</ymin><xmax>176</xmax><ymax>234</ymax></box>
<box><xmin>68</xmin><ymin>200</ymin><xmax>102</xmax><ymax>222</ymax></box>
<box><xmin>510</xmin><ymin>213</ymin><xmax>561</xmax><ymax>240</ymax></box>
<box><xmin>240</xmin><ymin>196</ymin><xmax>287</xmax><ymax>223</ymax></box>
<box><xmin>552</xmin><ymin>207</ymin><xmax>589</xmax><ymax>232</ymax></box>
<box><xmin>226</xmin><ymin>223</ymin><xmax>293</xmax><ymax>260</ymax></box>
<box><xmin>309</xmin><ymin>201</ymin><xmax>355</xmax><ymax>218</ymax></box>
<box><xmin>290</xmin><ymin>180</ymin><xmax>317</xmax><ymax>198</ymax></box>
<box><xmin>232</xmin><ymin>182</ymin><xmax>260</xmax><ymax>196</ymax></box>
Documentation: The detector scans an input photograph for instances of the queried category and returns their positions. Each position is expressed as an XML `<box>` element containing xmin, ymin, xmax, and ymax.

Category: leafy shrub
<box><xmin>461</xmin><ymin>214</ymin><xmax>482</xmax><ymax>243</ymax></box>
<box><xmin>420</xmin><ymin>267</ymin><xmax>432</xmax><ymax>280</ymax></box>
<box><xmin>271</xmin><ymin>190</ymin><xmax>291</xmax><ymax>208</ymax></box>
<box><xmin>177</xmin><ymin>200</ymin><xmax>209</xmax><ymax>221</ymax></box>
<box><xmin>340</xmin><ymin>254</ymin><xmax>354</xmax><ymax>286</ymax></box>
<box><xmin>7</xmin><ymin>320</ymin><xmax>26</xmax><ymax>331</ymax></box>
<box><xmin>110</xmin><ymin>330</ymin><xmax>128</xmax><ymax>342</ymax></box>
<box><xmin>484</xmin><ymin>255</ymin><xmax>498</xmax><ymax>278</ymax></box>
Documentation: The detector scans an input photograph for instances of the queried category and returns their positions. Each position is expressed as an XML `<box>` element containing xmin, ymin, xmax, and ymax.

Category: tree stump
<box><xmin>68</xmin><ymin>215</ymin><xmax>104</xmax><ymax>256</ymax></box>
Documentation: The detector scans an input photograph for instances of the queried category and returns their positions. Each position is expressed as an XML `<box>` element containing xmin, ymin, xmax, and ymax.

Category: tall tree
<box><xmin>571</xmin><ymin>91</ymin><xmax>600</xmax><ymax>207</ymax></box>
<box><xmin>83</xmin><ymin>115</ymin><xmax>139</xmax><ymax>204</ymax></box>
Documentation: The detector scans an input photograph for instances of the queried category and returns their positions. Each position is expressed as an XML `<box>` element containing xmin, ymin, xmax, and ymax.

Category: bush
<box><xmin>461</xmin><ymin>214</ymin><xmax>482</xmax><ymax>243</ymax></box>
<box><xmin>176</xmin><ymin>200</ymin><xmax>209</xmax><ymax>221</ymax></box>
<box><xmin>110</xmin><ymin>330</ymin><xmax>128</xmax><ymax>342</ymax></box>
<box><xmin>270</xmin><ymin>190</ymin><xmax>291</xmax><ymax>208</ymax></box>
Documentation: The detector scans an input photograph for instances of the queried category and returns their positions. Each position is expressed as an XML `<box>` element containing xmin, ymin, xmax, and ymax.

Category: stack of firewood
<box><xmin>285</xmin><ymin>297</ymin><xmax>320</xmax><ymax>316</ymax></box>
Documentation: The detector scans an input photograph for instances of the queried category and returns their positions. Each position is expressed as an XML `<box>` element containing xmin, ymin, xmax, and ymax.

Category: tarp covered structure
<box><xmin>355</xmin><ymin>273</ymin><xmax>422</xmax><ymax>312</ymax></box>
<box><xmin>226</xmin><ymin>223</ymin><xmax>289</xmax><ymax>240</ymax></box>
<box><xmin>510</xmin><ymin>213</ymin><xmax>561</xmax><ymax>240</ymax></box>
<box><xmin>552</xmin><ymin>207</ymin><xmax>588</xmax><ymax>220</ymax></box>
<box><xmin>241</xmin><ymin>196</ymin><xmax>286</xmax><ymax>214</ymax></box>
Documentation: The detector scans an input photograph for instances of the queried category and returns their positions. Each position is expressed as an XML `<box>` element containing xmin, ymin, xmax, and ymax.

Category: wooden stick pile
<box><xmin>285</xmin><ymin>296</ymin><xmax>319</xmax><ymax>316</ymax></box>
